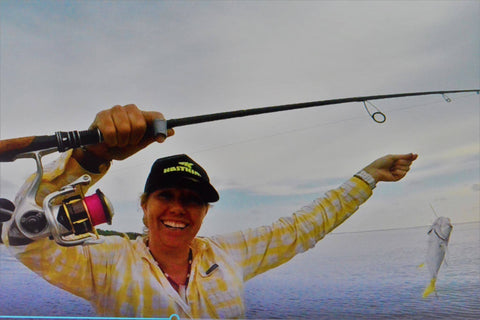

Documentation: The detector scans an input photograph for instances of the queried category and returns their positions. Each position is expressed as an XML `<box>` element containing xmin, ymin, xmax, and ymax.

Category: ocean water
<box><xmin>0</xmin><ymin>222</ymin><xmax>478</xmax><ymax>319</ymax></box>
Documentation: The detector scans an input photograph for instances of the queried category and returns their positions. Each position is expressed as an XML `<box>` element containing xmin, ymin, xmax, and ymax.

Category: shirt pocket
<box><xmin>197</xmin><ymin>263</ymin><xmax>245</xmax><ymax>318</ymax></box>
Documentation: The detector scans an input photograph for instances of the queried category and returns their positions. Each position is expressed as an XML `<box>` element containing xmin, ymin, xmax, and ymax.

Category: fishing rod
<box><xmin>0</xmin><ymin>88</ymin><xmax>477</xmax><ymax>246</ymax></box>
<box><xmin>0</xmin><ymin>89</ymin><xmax>478</xmax><ymax>162</ymax></box>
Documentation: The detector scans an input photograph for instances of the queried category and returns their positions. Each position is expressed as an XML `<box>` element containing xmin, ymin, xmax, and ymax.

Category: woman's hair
<box><xmin>140</xmin><ymin>192</ymin><xmax>149</xmax><ymax>236</ymax></box>
<box><xmin>140</xmin><ymin>192</ymin><xmax>149</xmax><ymax>206</ymax></box>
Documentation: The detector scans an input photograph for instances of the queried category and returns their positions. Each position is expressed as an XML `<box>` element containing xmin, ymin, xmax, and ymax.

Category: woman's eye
<box><xmin>183</xmin><ymin>196</ymin><xmax>204</xmax><ymax>207</ymax></box>
<box><xmin>154</xmin><ymin>190</ymin><xmax>205</xmax><ymax>207</ymax></box>
<box><xmin>156</xmin><ymin>191</ymin><xmax>173</xmax><ymax>201</ymax></box>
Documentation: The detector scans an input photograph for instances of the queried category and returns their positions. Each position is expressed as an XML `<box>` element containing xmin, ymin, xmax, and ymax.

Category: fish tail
<box><xmin>422</xmin><ymin>278</ymin><xmax>437</xmax><ymax>298</ymax></box>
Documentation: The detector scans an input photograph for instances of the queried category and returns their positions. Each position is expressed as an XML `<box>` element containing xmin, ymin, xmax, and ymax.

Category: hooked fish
<box><xmin>422</xmin><ymin>216</ymin><xmax>453</xmax><ymax>298</ymax></box>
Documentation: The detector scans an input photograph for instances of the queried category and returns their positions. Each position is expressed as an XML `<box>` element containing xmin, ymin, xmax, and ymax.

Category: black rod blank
<box><xmin>166</xmin><ymin>89</ymin><xmax>479</xmax><ymax>129</ymax></box>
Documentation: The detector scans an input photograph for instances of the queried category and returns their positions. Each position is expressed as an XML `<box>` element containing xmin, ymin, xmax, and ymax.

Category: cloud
<box><xmin>1</xmin><ymin>0</ymin><xmax>478</xmax><ymax>234</ymax></box>
<box><xmin>409</xmin><ymin>142</ymin><xmax>479</xmax><ymax>183</ymax></box>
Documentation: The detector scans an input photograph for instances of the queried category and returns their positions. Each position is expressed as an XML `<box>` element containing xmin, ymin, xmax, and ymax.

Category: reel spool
<box><xmin>57</xmin><ymin>189</ymin><xmax>113</xmax><ymax>237</ymax></box>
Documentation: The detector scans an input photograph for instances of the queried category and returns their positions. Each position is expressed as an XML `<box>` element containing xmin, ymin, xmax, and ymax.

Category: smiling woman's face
<box><xmin>141</xmin><ymin>188</ymin><xmax>209</xmax><ymax>250</ymax></box>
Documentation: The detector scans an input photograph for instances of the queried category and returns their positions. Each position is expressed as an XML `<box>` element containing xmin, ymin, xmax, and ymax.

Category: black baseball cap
<box><xmin>144</xmin><ymin>154</ymin><xmax>219</xmax><ymax>203</ymax></box>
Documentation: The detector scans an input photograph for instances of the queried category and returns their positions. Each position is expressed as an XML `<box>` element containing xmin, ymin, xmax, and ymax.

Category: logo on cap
<box><xmin>163</xmin><ymin>161</ymin><xmax>202</xmax><ymax>177</ymax></box>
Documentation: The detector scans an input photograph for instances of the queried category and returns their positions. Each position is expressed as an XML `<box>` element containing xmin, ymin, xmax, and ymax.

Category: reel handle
<box><xmin>0</xmin><ymin>198</ymin><xmax>15</xmax><ymax>222</ymax></box>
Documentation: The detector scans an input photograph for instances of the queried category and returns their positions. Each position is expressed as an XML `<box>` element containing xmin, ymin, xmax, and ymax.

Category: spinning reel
<box><xmin>0</xmin><ymin>147</ymin><xmax>114</xmax><ymax>246</ymax></box>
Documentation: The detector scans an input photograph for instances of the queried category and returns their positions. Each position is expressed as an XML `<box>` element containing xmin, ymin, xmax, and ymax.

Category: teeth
<box><xmin>163</xmin><ymin>220</ymin><xmax>187</xmax><ymax>229</ymax></box>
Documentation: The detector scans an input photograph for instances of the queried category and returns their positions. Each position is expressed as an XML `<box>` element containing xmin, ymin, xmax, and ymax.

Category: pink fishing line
<box><xmin>84</xmin><ymin>194</ymin><xmax>108</xmax><ymax>226</ymax></box>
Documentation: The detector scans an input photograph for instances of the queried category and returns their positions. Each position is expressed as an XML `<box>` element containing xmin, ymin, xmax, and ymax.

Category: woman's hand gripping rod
<box><xmin>0</xmin><ymin>121</ymin><xmax>167</xmax><ymax>163</ymax></box>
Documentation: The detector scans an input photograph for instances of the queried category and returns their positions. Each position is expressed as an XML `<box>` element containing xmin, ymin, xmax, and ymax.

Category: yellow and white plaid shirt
<box><xmin>5</xmin><ymin>152</ymin><xmax>372</xmax><ymax>319</ymax></box>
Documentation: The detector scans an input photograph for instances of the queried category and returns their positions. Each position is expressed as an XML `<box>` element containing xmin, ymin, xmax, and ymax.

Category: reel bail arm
<box><xmin>6</xmin><ymin>149</ymin><xmax>114</xmax><ymax>246</ymax></box>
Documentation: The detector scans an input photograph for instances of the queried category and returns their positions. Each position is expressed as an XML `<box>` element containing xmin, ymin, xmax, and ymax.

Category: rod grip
<box><xmin>55</xmin><ymin>129</ymin><xmax>103</xmax><ymax>152</ymax></box>
<box><xmin>0</xmin><ymin>129</ymin><xmax>103</xmax><ymax>162</ymax></box>
<box><xmin>0</xmin><ymin>121</ymin><xmax>166</xmax><ymax>162</ymax></box>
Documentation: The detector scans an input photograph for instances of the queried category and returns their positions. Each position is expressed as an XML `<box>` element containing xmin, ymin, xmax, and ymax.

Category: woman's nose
<box><xmin>168</xmin><ymin>197</ymin><xmax>186</xmax><ymax>214</ymax></box>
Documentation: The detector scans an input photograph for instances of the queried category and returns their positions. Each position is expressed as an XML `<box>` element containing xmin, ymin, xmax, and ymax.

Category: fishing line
<box><xmin>331</xmin><ymin>224</ymin><xmax>430</xmax><ymax>235</ymax></box>
<box><xmin>107</xmin><ymin>108</ymin><xmax>374</xmax><ymax>174</ymax></box>
<box><xmin>429</xmin><ymin>203</ymin><xmax>440</xmax><ymax>218</ymax></box>
<box><xmin>332</xmin><ymin>220</ymin><xmax>479</xmax><ymax>235</ymax></box>
<box><xmin>375</xmin><ymin>91</ymin><xmax>478</xmax><ymax>117</ymax></box>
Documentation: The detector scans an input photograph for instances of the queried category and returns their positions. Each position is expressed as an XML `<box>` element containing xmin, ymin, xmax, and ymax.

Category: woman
<box><xmin>4</xmin><ymin>104</ymin><xmax>417</xmax><ymax>318</ymax></box>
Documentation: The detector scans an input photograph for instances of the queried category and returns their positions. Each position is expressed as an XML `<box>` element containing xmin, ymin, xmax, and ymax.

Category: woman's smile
<box><xmin>161</xmin><ymin>220</ymin><xmax>188</xmax><ymax>230</ymax></box>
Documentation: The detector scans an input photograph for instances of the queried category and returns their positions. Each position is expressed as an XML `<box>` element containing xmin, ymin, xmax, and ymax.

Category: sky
<box><xmin>0</xmin><ymin>0</ymin><xmax>479</xmax><ymax>237</ymax></box>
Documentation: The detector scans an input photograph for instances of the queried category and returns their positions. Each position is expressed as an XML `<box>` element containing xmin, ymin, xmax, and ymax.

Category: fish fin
<box><xmin>418</xmin><ymin>263</ymin><xmax>425</xmax><ymax>268</ymax></box>
<box><xmin>422</xmin><ymin>278</ymin><xmax>437</xmax><ymax>298</ymax></box>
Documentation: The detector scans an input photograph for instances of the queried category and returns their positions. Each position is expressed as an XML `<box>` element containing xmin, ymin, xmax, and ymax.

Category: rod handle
<box><xmin>55</xmin><ymin>129</ymin><xmax>103</xmax><ymax>152</ymax></box>
<box><xmin>0</xmin><ymin>121</ymin><xmax>168</xmax><ymax>162</ymax></box>
<box><xmin>0</xmin><ymin>129</ymin><xmax>102</xmax><ymax>162</ymax></box>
